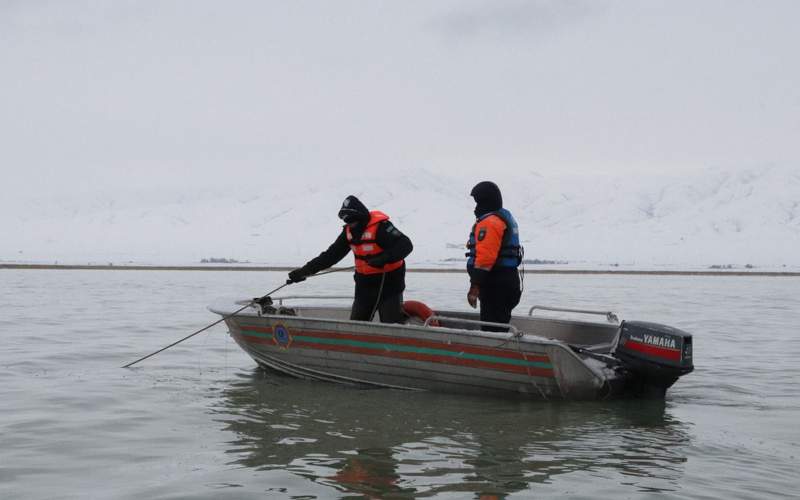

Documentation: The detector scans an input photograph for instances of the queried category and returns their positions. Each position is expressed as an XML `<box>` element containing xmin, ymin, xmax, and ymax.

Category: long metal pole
<box><xmin>121</xmin><ymin>266</ymin><xmax>354</xmax><ymax>368</ymax></box>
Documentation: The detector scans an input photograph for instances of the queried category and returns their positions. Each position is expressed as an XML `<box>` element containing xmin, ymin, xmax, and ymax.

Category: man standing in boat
<box><xmin>466</xmin><ymin>181</ymin><xmax>523</xmax><ymax>331</ymax></box>
<box><xmin>287</xmin><ymin>195</ymin><xmax>413</xmax><ymax>323</ymax></box>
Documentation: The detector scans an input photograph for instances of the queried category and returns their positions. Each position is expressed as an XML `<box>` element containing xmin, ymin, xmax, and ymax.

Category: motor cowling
<box><xmin>614</xmin><ymin>320</ymin><xmax>694</xmax><ymax>397</ymax></box>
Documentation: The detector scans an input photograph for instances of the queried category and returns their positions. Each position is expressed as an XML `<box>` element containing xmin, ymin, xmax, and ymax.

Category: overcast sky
<box><xmin>2</xmin><ymin>0</ymin><xmax>799</xmax><ymax>197</ymax></box>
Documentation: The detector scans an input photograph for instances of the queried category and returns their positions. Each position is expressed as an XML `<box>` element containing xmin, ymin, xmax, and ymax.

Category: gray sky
<box><xmin>2</xmin><ymin>0</ymin><xmax>799</xmax><ymax>197</ymax></box>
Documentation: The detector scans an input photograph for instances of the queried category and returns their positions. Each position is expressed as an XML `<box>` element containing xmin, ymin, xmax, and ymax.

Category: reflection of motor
<box><xmin>613</xmin><ymin>321</ymin><xmax>694</xmax><ymax>398</ymax></box>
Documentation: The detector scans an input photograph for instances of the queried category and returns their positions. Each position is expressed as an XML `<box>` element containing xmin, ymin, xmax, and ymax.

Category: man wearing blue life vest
<box><xmin>466</xmin><ymin>181</ymin><xmax>523</xmax><ymax>331</ymax></box>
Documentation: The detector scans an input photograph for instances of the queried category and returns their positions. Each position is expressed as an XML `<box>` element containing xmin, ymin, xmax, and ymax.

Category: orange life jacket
<box><xmin>346</xmin><ymin>211</ymin><xmax>404</xmax><ymax>275</ymax></box>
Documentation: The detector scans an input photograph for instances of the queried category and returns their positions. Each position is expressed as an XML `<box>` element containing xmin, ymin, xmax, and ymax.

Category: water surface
<box><xmin>1</xmin><ymin>270</ymin><xmax>798</xmax><ymax>499</ymax></box>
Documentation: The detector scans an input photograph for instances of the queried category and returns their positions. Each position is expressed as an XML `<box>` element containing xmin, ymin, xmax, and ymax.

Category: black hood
<box><xmin>470</xmin><ymin>181</ymin><xmax>503</xmax><ymax>217</ymax></box>
<box><xmin>338</xmin><ymin>195</ymin><xmax>370</xmax><ymax>225</ymax></box>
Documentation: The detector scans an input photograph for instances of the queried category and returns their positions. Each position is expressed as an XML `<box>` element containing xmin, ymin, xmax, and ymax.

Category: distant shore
<box><xmin>2</xmin><ymin>263</ymin><xmax>798</xmax><ymax>277</ymax></box>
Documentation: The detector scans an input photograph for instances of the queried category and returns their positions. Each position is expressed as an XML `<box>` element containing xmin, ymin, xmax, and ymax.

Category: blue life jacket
<box><xmin>466</xmin><ymin>208</ymin><xmax>522</xmax><ymax>269</ymax></box>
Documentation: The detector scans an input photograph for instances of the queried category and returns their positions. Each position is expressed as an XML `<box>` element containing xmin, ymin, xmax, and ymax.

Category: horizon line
<box><xmin>2</xmin><ymin>263</ymin><xmax>798</xmax><ymax>277</ymax></box>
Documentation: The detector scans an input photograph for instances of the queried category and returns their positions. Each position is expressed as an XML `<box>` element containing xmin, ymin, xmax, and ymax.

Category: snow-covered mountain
<box><xmin>3</xmin><ymin>165</ymin><xmax>799</xmax><ymax>270</ymax></box>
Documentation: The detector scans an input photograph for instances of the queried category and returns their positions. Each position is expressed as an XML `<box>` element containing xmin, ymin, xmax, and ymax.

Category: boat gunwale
<box><xmin>226</xmin><ymin>298</ymin><xmax>622</xmax><ymax>331</ymax></box>
<box><xmin>209</xmin><ymin>302</ymin><xmax>619</xmax><ymax>343</ymax></box>
<box><xmin>209</xmin><ymin>304</ymin><xmax>564</xmax><ymax>347</ymax></box>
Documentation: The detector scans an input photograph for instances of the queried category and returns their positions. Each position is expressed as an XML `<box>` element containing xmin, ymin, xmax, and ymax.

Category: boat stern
<box><xmin>613</xmin><ymin>320</ymin><xmax>694</xmax><ymax>398</ymax></box>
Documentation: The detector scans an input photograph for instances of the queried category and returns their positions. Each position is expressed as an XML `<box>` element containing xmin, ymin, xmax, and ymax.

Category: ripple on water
<box><xmin>2</xmin><ymin>270</ymin><xmax>799</xmax><ymax>499</ymax></box>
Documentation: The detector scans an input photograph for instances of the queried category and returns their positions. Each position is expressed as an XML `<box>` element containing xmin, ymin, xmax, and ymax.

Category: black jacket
<box><xmin>301</xmin><ymin>220</ymin><xmax>413</xmax><ymax>295</ymax></box>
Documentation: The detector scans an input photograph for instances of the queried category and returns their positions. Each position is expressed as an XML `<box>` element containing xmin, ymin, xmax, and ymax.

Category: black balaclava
<box><xmin>470</xmin><ymin>181</ymin><xmax>503</xmax><ymax>217</ymax></box>
<box><xmin>338</xmin><ymin>195</ymin><xmax>370</xmax><ymax>238</ymax></box>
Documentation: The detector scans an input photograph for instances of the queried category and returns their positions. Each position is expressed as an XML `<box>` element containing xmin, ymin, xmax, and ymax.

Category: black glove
<box><xmin>467</xmin><ymin>284</ymin><xmax>479</xmax><ymax>309</ymax></box>
<box><xmin>366</xmin><ymin>253</ymin><xmax>390</xmax><ymax>268</ymax></box>
<box><xmin>253</xmin><ymin>296</ymin><xmax>273</xmax><ymax>308</ymax></box>
<box><xmin>287</xmin><ymin>268</ymin><xmax>308</xmax><ymax>284</ymax></box>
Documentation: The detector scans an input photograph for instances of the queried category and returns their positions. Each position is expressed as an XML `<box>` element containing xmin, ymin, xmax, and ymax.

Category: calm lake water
<box><xmin>1</xmin><ymin>269</ymin><xmax>798</xmax><ymax>499</ymax></box>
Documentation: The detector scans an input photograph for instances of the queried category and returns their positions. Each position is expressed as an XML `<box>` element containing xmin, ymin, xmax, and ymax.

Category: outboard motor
<box><xmin>613</xmin><ymin>321</ymin><xmax>694</xmax><ymax>398</ymax></box>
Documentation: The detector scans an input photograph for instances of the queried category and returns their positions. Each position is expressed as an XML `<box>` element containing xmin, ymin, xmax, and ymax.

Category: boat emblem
<box><xmin>273</xmin><ymin>324</ymin><xmax>292</xmax><ymax>349</ymax></box>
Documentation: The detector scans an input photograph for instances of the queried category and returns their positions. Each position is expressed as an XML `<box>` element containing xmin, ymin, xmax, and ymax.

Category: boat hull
<box><xmin>218</xmin><ymin>308</ymin><xmax>609</xmax><ymax>400</ymax></box>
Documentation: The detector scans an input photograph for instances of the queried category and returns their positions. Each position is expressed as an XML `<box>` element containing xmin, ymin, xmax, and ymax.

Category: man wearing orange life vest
<box><xmin>466</xmin><ymin>181</ymin><xmax>523</xmax><ymax>331</ymax></box>
<box><xmin>287</xmin><ymin>195</ymin><xmax>413</xmax><ymax>323</ymax></box>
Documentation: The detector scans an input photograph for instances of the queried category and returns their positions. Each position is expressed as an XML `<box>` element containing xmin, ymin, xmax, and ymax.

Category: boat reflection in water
<box><xmin>214</xmin><ymin>370</ymin><xmax>692</xmax><ymax>498</ymax></box>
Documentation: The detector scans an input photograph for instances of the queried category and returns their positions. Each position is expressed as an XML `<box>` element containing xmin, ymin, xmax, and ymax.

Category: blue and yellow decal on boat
<box><xmin>272</xmin><ymin>324</ymin><xmax>292</xmax><ymax>349</ymax></box>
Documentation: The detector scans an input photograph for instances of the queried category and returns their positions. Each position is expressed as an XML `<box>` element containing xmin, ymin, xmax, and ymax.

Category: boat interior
<box><xmin>239</xmin><ymin>295</ymin><xmax>622</xmax><ymax>352</ymax></box>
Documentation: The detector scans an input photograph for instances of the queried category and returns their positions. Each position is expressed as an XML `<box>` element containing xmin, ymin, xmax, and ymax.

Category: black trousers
<box><xmin>350</xmin><ymin>290</ymin><xmax>407</xmax><ymax>323</ymax></box>
<box><xmin>478</xmin><ymin>270</ymin><xmax>522</xmax><ymax>332</ymax></box>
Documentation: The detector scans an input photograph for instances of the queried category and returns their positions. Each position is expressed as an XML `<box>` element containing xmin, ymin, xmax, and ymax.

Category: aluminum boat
<box><xmin>209</xmin><ymin>297</ymin><xmax>693</xmax><ymax>400</ymax></box>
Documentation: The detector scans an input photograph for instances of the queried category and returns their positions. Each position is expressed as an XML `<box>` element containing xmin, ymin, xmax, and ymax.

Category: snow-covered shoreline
<box><xmin>4</xmin><ymin>165</ymin><xmax>798</xmax><ymax>269</ymax></box>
